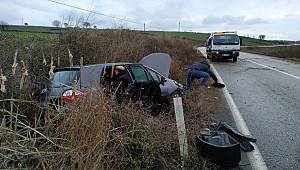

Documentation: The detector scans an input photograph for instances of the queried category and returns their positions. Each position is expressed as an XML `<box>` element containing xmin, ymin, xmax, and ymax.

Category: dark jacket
<box><xmin>188</xmin><ymin>60</ymin><xmax>218</xmax><ymax>82</ymax></box>
<box><xmin>113</xmin><ymin>71</ymin><xmax>133</xmax><ymax>91</ymax></box>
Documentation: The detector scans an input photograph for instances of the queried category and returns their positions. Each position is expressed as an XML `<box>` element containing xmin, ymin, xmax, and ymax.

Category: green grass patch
<box><xmin>0</xmin><ymin>31</ymin><xmax>58</xmax><ymax>42</ymax></box>
<box><xmin>142</xmin><ymin>30</ymin><xmax>282</xmax><ymax>46</ymax></box>
<box><xmin>241</xmin><ymin>37</ymin><xmax>281</xmax><ymax>46</ymax></box>
<box><xmin>1</xmin><ymin>25</ymin><xmax>284</xmax><ymax>47</ymax></box>
<box><xmin>3</xmin><ymin>25</ymin><xmax>61</xmax><ymax>33</ymax></box>
<box><xmin>144</xmin><ymin>31</ymin><xmax>209</xmax><ymax>41</ymax></box>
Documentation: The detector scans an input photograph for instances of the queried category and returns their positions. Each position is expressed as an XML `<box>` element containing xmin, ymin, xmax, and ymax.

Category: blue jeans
<box><xmin>186</xmin><ymin>69</ymin><xmax>210</xmax><ymax>89</ymax></box>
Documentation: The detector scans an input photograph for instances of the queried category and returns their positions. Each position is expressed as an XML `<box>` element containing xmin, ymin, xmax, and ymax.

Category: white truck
<box><xmin>206</xmin><ymin>32</ymin><xmax>241</xmax><ymax>62</ymax></box>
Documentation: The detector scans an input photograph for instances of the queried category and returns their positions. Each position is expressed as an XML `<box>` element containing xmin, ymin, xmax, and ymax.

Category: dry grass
<box><xmin>241</xmin><ymin>45</ymin><xmax>300</xmax><ymax>62</ymax></box>
<box><xmin>0</xmin><ymin>29</ymin><xmax>219</xmax><ymax>169</ymax></box>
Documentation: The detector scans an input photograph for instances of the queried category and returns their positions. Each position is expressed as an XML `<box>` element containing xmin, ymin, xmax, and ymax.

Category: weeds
<box><xmin>0</xmin><ymin>28</ymin><xmax>219</xmax><ymax>169</ymax></box>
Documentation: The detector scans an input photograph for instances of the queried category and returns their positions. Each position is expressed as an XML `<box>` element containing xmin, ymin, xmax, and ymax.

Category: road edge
<box><xmin>198</xmin><ymin>48</ymin><xmax>268</xmax><ymax>170</ymax></box>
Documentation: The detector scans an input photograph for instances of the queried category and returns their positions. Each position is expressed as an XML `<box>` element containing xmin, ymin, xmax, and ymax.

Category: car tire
<box><xmin>233</xmin><ymin>56</ymin><xmax>237</xmax><ymax>62</ymax></box>
<box><xmin>171</xmin><ymin>90</ymin><xmax>181</xmax><ymax>98</ymax></box>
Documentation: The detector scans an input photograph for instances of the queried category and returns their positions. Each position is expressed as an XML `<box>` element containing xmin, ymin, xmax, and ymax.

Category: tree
<box><xmin>52</xmin><ymin>20</ymin><xmax>61</xmax><ymax>27</ymax></box>
<box><xmin>24</xmin><ymin>23</ymin><xmax>28</xmax><ymax>26</ymax></box>
<box><xmin>64</xmin><ymin>22</ymin><xmax>68</xmax><ymax>28</ymax></box>
<box><xmin>83</xmin><ymin>21</ymin><xmax>91</xmax><ymax>28</ymax></box>
<box><xmin>93</xmin><ymin>25</ymin><xmax>97</xmax><ymax>29</ymax></box>
<box><xmin>0</xmin><ymin>20</ymin><xmax>8</xmax><ymax>31</ymax></box>
<box><xmin>258</xmin><ymin>34</ymin><xmax>266</xmax><ymax>40</ymax></box>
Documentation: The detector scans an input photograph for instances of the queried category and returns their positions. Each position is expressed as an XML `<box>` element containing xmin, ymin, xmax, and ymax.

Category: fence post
<box><xmin>173</xmin><ymin>97</ymin><xmax>189</xmax><ymax>167</ymax></box>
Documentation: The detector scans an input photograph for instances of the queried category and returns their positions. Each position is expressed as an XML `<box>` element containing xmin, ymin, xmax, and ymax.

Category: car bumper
<box><xmin>212</xmin><ymin>51</ymin><xmax>239</xmax><ymax>58</ymax></box>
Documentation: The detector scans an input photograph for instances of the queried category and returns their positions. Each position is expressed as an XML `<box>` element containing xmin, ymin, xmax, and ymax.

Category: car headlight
<box><xmin>173</xmin><ymin>80</ymin><xmax>183</xmax><ymax>88</ymax></box>
<box><xmin>62</xmin><ymin>89</ymin><xmax>82</xmax><ymax>96</ymax></box>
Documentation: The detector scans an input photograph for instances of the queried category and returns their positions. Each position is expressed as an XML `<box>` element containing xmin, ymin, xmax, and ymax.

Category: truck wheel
<box><xmin>233</xmin><ymin>56</ymin><xmax>237</xmax><ymax>62</ymax></box>
<box><xmin>211</xmin><ymin>56</ymin><xmax>216</xmax><ymax>62</ymax></box>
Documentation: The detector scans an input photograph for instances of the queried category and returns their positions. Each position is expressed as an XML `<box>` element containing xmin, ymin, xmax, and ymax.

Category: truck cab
<box><xmin>206</xmin><ymin>32</ymin><xmax>241</xmax><ymax>62</ymax></box>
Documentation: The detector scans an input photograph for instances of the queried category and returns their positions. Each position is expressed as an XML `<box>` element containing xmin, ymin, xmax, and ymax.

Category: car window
<box><xmin>130</xmin><ymin>65</ymin><xmax>149</xmax><ymax>83</ymax></box>
<box><xmin>50</xmin><ymin>70</ymin><xmax>79</xmax><ymax>87</ymax></box>
<box><xmin>147</xmin><ymin>68</ymin><xmax>161</xmax><ymax>82</ymax></box>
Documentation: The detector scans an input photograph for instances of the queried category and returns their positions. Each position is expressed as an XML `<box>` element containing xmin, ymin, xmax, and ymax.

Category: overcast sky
<box><xmin>1</xmin><ymin>0</ymin><xmax>300</xmax><ymax>40</ymax></box>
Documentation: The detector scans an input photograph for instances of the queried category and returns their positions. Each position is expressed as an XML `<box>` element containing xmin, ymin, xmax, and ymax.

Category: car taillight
<box><xmin>62</xmin><ymin>89</ymin><xmax>88</xmax><ymax>103</ymax></box>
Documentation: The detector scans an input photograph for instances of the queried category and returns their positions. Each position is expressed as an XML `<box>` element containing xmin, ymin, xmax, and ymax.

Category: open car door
<box><xmin>139</xmin><ymin>53</ymin><xmax>171</xmax><ymax>78</ymax></box>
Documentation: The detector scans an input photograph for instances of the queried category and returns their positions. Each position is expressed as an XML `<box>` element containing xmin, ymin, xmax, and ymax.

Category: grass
<box><xmin>1</xmin><ymin>25</ymin><xmax>286</xmax><ymax>47</ymax></box>
<box><xmin>241</xmin><ymin>37</ymin><xmax>281</xmax><ymax>46</ymax></box>
<box><xmin>0</xmin><ymin>31</ymin><xmax>59</xmax><ymax>42</ymax></box>
<box><xmin>0</xmin><ymin>28</ymin><xmax>220</xmax><ymax>169</ymax></box>
<box><xmin>144</xmin><ymin>30</ymin><xmax>283</xmax><ymax>46</ymax></box>
<box><xmin>3</xmin><ymin>25</ymin><xmax>61</xmax><ymax>33</ymax></box>
<box><xmin>145</xmin><ymin>31</ymin><xmax>210</xmax><ymax>41</ymax></box>
<box><xmin>241</xmin><ymin>45</ymin><xmax>300</xmax><ymax>62</ymax></box>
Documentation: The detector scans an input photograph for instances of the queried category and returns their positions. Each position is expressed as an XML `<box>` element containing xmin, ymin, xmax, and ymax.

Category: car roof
<box><xmin>53</xmin><ymin>63</ymin><xmax>137</xmax><ymax>88</ymax></box>
<box><xmin>54</xmin><ymin>62</ymin><xmax>133</xmax><ymax>71</ymax></box>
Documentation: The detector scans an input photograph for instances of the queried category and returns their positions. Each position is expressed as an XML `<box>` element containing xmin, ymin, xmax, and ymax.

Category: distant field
<box><xmin>242</xmin><ymin>45</ymin><xmax>300</xmax><ymax>62</ymax></box>
<box><xmin>3</xmin><ymin>25</ymin><xmax>60</xmax><ymax>33</ymax></box>
<box><xmin>1</xmin><ymin>25</ymin><xmax>285</xmax><ymax>46</ymax></box>
<box><xmin>241</xmin><ymin>37</ymin><xmax>281</xmax><ymax>46</ymax></box>
<box><xmin>144</xmin><ymin>31</ymin><xmax>282</xmax><ymax>46</ymax></box>
<box><xmin>0</xmin><ymin>25</ymin><xmax>60</xmax><ymax>42</ymax></box>
<box><xmin>145</xmin><ymin>31</ymin><xmax>209</xmax><ymax>42</ymax></box>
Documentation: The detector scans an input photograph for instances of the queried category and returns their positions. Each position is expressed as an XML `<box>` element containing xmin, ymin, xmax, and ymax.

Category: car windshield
<box><xmin>50</xmin><ymin>70</ymin><xmax>79</xmax><ymax>88</ymax></box>
<box><xmin>213</xmin><ymin>35</ymin><xmax>240</xmax><ymax>45</ymax></box>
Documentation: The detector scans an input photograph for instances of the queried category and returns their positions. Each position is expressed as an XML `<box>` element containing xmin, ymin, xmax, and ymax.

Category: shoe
<box><xmin>212</xmin><ymin>82</ymin><xmax>225</xmax><ymax>88</ymax></box>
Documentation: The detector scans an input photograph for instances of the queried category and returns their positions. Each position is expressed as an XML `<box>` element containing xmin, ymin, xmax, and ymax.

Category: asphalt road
<box><xmin>199</xmin><ymin>47</ymin><xmax>300</xmax><ymax>170</ymax></box>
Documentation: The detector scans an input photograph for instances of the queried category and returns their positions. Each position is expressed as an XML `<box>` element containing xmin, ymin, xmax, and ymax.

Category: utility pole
<box><xmin>178</xmin><ymin>21</ymin><xmax>181</xmax><ymax>32</ymax></box>
<box><xmin>143</xmin><ymin>23</ymin><xmax>146</xmax><ymax>32</ymax></box>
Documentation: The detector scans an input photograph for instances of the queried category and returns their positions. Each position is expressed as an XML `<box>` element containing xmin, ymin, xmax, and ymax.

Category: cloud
<box><xmin>0</xmin><ymin>0</ymin><xmax>300</xmax><ymax>40</ymax></box>
<box><xmin>202</xmin><ymin>15</ymin><xmax>268</xmax><ymax>26</ymax></box>
<box><xmin>244</xmin><ymin>18</ymin><xmax>268</xmax><ymax>25</ymax></box>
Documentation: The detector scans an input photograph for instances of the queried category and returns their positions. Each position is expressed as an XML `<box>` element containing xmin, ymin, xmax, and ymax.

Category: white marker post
<box><xmin>173</xmin><ymin>97</ymin><xmax>189</xmax><ymax>166</ymax></box>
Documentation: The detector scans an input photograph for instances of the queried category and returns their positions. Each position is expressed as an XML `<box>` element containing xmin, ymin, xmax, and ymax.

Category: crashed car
<box><xmin>38</xmin><ymin>53</ymin><xmax>183</xmax><ymax>107</ymax></box>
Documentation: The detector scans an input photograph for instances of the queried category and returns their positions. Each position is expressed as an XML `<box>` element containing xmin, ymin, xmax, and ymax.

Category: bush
<box><xmin>0</xmin><ymin>29</ymin><xmax>219</xmax><ymax>169</ymax></box>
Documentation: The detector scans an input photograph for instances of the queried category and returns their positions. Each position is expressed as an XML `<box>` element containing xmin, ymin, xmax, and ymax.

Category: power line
<box><xmin>47</xmin><ymin>0</ymin><xmax>163</xmax><ymax>30</ymax></box>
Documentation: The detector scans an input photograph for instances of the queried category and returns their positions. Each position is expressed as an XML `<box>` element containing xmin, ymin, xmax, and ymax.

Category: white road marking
<box><xmin>197</xmin><ymin>47</ymin><xmax>268</xmax><ymax>170</ymax></box>
<box><xmin>242</xmin><ymin>58</ymin><xmax>300</xmax><ymax>80</ymax></box>
<box><xmin>210</xmin><ymin>64</ymin><xmax>268</xmax><ymax>170</ymax></box>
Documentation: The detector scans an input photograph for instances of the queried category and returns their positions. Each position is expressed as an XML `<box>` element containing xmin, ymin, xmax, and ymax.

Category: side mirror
<box><xmin>160</xmin><ymin>77</ymin><xmax>167</xmax><ymax>85</ymax></box>
<box><xmin>240</xmin><ymin>37</ymin><xmax>243</xmax><ymax>46</ymax></box>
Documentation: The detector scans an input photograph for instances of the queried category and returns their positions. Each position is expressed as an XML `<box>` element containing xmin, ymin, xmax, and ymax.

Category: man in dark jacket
<box><xmin>113</xmin><ymin>66</ymin><xmax>132</xmax><ymax>90</ymax></box>
<box><xmin>184</xmin><ymin>60</ymin><xmax>220</xmax><ymax>89</ymax></box>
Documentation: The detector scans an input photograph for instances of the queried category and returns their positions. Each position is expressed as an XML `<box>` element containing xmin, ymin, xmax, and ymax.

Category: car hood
<box><xmin>139</xmin><ymin>53</ymin><xmax>171</xmax><ymax>77</ymax></box>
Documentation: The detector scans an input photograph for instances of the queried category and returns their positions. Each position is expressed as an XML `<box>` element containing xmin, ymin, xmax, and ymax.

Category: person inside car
<box><xmin>112</xmin><ymin>66</ymin><xmax>133</xmax><ymax>100</ymax></box>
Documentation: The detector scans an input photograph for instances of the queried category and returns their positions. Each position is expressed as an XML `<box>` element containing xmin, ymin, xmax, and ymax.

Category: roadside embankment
<box><xmin>241</xmin><ymin>45</ymin><xmax>300</xmax><ymax>62</ymax></box>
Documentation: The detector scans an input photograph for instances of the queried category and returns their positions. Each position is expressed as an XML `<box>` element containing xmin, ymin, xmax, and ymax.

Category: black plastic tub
<box><xmin>196</xmin><ymin>132</ymin><xmax>241</xmax><ymax>168</ymax></box>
